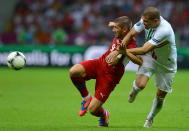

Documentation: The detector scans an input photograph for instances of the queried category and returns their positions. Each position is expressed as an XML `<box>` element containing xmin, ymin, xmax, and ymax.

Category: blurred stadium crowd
<box><xmin>0</xmin><ymin>0</ymin><xmax>188</xmax><ymax>47</ymax></box>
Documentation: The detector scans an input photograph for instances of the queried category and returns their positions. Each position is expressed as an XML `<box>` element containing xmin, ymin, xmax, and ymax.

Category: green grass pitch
<box><xmin>0</xmin><ymin>67</ymin><xmax>188</xmax><ymax>131</ymax></box>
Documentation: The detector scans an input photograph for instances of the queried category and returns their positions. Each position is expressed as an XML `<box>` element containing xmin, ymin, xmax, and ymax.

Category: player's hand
<box><xmin>108</xmin><ymin>22</ymin><xmax>116</xmax><ymax>27</ymax></box>
<box><xmin>117</xmin><ymin>43</ymin><xmax>126</xmax><ymax>54</ymax></box>
<box><xmin>105</xmin><ymin>50</ymin><xmax>119</xmax><ymax>66</ymax></box>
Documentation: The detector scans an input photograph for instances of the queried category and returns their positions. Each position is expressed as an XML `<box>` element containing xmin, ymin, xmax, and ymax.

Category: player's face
<box><xmin>112</xmin><ymin>23</ymin><xmax>123</xmax><ymax>38</ymax></box>
<box><xmin>142</xmin><ymin>15</ymin><xmax>155</xmax><ymax>29</ymax></box>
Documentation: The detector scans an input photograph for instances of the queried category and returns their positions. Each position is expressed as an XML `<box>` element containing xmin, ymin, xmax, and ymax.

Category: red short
<box><xmin>79</xmin><ymin>59</ymin><xmax>124</xmax><ymax>102</ymax></box>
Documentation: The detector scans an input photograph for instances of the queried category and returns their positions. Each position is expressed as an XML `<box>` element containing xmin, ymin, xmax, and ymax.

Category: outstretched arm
<box><xmin>122</xmin><ymin>27</ymin><xmax>139</xmax><ymax>46</ymax></box>
<box><xmin>117</xmin><ymin>27</ymin><xmax>139</xmax><ymax>58</ymax></box>
<box><xmin>126</xmin><ymin>51</ymin><xmax>143</xmax><ymax>66</ymax></box>
<box><xmin>127</xmin><ymin>42</ymin><xmax>156</xmax><ymax>55</ymax></box>
<box><xmin>106</xmin><ymin>27</ymin><xmax>139</xmax><ymax>65</ymax></box>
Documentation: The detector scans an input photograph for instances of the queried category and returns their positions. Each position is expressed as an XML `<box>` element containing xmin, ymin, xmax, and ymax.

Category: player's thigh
<box><xmin>94</xmin><ymin>72</ymin><xmax>122</xmax><ymax>103</ymax></box>
<box><xmin>89</xmin><ymin>97</ymin><xmax>103</xmax><ymax>114</ymax></box>
<box><xmin>136</xmin><ymin>66</ymin><xmax>153</xmax><ymax>88</ymax></box>
<box><xmin>155</xmin><ymin>71</ymin><xmax>176</xmax><ymax>93</ymax></box>
<box><xmin>69</xmin><ymin>64</ymin><xmax>86</xmax><ymax>77</ymax></box>
<box><xmin>70</xmin><ymin>59</ymin><xmax>99</xmax><ymax>78</ymax></box>
<box><xmin>79</xmin><ymin>59</ymin><xmax>100</xmax><ymax>80</ymax></box>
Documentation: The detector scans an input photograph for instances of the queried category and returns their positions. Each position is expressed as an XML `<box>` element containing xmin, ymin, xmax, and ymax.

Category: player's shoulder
<box><xmin>134</xmin><ymin>18</ymin><xmax>145</xmax><ymax>32</ymax></box>
<box><xmin>156</xmin><ymin>16</ymin><xmax>172</xmax><ymax>33</ymax></box>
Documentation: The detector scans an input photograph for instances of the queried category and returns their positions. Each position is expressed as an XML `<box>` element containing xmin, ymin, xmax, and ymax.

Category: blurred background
<box><xmin>0</xmin><ymin>0</ymin><xmax>189</xmax><ymax>69</ymax></box>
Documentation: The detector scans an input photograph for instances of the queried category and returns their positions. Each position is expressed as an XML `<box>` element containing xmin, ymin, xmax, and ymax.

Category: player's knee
<box><xmin>69</xmin><ymin>66</ymin><xmax>77</xmax><ymax>77</ymax></box>
<box><xmin>69</xmin><ymin>64</ymin><xmax>84</xmax><ymax>77</ymax></box>
<box><xmin>135</xmin><ymin>80</ymin><xmax>146</xmax><ymax>89</ymax></box>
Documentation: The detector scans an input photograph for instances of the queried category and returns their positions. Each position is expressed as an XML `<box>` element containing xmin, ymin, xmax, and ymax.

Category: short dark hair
<box><xmin>142</xmin><ymin>7</ymin><xmax>160</xmax><ymax>20</ymax></box>
<box><xmin>114</xmin><ymin>16</ymin><xmax>132</xmax><ymax>29</ymax></box>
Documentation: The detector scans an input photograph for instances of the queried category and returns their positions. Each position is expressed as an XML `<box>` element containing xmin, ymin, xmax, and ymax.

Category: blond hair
<box><xmin>114</xmin><ymin>16</ymin><xmax>132</xmax><ymax>29</ymax></box>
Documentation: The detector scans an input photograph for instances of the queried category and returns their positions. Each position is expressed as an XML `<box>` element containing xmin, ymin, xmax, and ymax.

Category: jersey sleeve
<box><xmin>127</xmin><ymin>38</ymin><xmax>137</xmax><ymax>49</ymax></box>
<box><xmin>134</xmin><ymin>19</ymin><xmax>145</xmax><ymax>33</ymax></box>
<box><xmin>148</xmin><ymin>28</ymin><xmax>169</xmax><ymax>46</ymax></box>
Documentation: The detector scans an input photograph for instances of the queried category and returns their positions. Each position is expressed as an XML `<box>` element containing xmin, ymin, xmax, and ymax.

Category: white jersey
<box><xmin>134</xmin><ymin>16</ymin><xmax>177</xmax><ymax>72</ymax></box>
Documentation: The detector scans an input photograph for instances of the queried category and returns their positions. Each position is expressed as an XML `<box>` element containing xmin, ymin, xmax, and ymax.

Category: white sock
<box><xmin>147</xmin><ymin>96</ymin><xmax>165</xmax><ymax>120</ymax></box>
<box><xmin>133</xmin><ymin>80</ymin><xmax>142</xmax><ymax>92</ymax></box>
<box><xmin>83</xmin><ymin>94</ymin><xmax>91</xmax><ymax>101</ymax></box>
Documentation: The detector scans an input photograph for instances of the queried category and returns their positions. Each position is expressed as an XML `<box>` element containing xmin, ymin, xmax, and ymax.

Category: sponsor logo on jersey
<box><xmin>136</xmin><ymin>22</ymin><xmax>142</xmax><ymax>26</ymax></box>
<box><xmin>100</xmin><ymin>92</ymin><xmax>105</xmax><ymax>98</ymax></box>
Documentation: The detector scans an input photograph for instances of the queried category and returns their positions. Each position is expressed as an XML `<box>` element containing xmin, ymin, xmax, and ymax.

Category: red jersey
<box><xmin>78</xmin><ymin>37</ymin><xmax>137</xmax><ymax>102</ymax></box>
<box><xmin>98</xmin><ymin>37</ymin><xmax>137</xmax><ymax>73</ymax></box>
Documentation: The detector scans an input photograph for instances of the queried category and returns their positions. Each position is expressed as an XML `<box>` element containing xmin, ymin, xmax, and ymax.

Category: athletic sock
<box><xmin>83</xmin><ymin>93</ymin><xmax>91</xmax><ymax>101</ymax></box>
<box><xmin>133</xmin><ymin>80</ymin><xmax>142</xmax><ymax>92</ymax></box>
<box><xmin>71</xmin><ymin>77</ymin><xmax>89</xmax><ymax>97</ymax></box>
<box><xmin>147</xmin><ymin>96</ymin><xmax>165</xmax><ymax>120</ymax></box>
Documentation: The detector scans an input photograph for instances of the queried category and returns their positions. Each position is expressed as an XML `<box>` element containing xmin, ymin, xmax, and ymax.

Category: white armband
<box><xmin>117</xmin><ymin>54</ymin><xmax>122</xmax><ymax>59</ymax></box>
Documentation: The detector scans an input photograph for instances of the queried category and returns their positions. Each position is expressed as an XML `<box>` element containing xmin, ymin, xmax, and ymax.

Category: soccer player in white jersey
<box><xmin>106</xmin><ymin>7</ymin><xmax>177</xmax><ymax>128</ymax></box>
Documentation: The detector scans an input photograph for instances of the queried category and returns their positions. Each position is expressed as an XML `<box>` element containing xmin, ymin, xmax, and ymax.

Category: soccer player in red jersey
<box><xmin>69</xmin><ymin>16</ymin><xmax>142</xmax><ymax>127</ymax></box>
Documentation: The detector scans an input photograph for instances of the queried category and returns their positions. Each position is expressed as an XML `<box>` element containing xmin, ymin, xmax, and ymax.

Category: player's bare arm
<box><xmin>126</xmin><ymin>51</ymin><xmax>143</xmax><ymax>66</ymax></box>
<box><xmin>106</xmin><ymin>51</ymin><xmax>120</xmax><ymax>66</ymax></box>
<box><xmin>127</xmin><ymin>42</ymin><xmax>156</xmax><ymax>55</ymax></box>
<box><xmin>106</xmin><ymin>27</ymin><xmax>138</xmax><ymax>65</ymax></box>
<box><xmin>121</xmin><ymin>27</ymin><xmax>139</xmax><ymax>48</ymax></box>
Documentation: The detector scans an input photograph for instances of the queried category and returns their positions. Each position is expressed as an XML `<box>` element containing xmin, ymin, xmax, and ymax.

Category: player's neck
<box><xmin>120</xmin><ymin>32</ymin><xmax>127</xmax><ymax>40</ymax></box>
